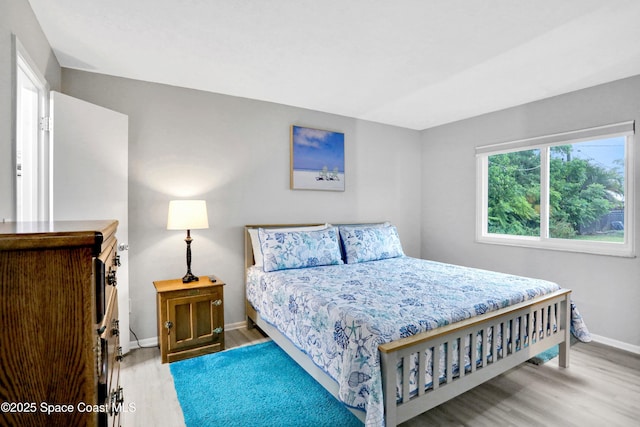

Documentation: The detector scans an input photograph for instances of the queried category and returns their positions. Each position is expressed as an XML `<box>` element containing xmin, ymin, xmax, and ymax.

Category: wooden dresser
<box><xmin>0</xmin><ymin>220</ymin><xmax>123</xmax><ymax>427</ymax></box>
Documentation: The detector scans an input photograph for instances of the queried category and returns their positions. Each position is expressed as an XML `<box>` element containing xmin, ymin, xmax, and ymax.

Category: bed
<box><xmin>244</xmin><ymin>223</ymin><xmax>579</xmax><ymax>427</ymax></box>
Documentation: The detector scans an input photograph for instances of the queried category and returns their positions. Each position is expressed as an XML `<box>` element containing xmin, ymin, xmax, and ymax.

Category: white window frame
<box><xmin>476</xmin><ymin>121</ymin><xmax>635</xmax><ymax>257</ymax></box>
<box><xmin>13</xmin><ymin>35</ymin><xmax>50</xmax><ymax>222</ymax></box>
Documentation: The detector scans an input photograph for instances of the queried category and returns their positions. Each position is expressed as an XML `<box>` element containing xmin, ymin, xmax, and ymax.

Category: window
<box><xmin>14</xmin><ymin>36</ymin><xmax>50</xmax><ymax>221</ymax></box>
<box><xmin>476</xmin><ymin>122</ymin><xmax>634</xmax><ymax>257</ymax></box>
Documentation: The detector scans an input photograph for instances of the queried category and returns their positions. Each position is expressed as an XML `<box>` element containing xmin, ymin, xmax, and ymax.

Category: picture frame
<box><xmin>290</xmin><ymin>125</ymin><xmax>345</xmax><ymax>191</ymax></box>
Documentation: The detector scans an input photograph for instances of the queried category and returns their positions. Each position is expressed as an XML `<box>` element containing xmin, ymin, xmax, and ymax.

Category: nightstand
<box><xmin>153</xmin><ymin>275</ymin><xmax>225</xmax><ymax>363</ymax></box>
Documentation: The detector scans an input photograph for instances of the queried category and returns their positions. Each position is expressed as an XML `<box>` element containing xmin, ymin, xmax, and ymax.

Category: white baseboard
<box><xmin>128</xmin><ymin>321</ymin><xmax>248</xmax><ymax>350</ymax></box>
<box><xmin>224</xmin><ymin>320</ymin><xmax>247</xmax><ymax>331</ymax></box>
<box><xmin>590</xmin><ymin>334</ymin><xmax>640</xmax><ymax>355</ymax></box>
<box><xmin>129</xmin><ymin>336</ymin><xmax>158</xmax><ymax>350</ymax></box>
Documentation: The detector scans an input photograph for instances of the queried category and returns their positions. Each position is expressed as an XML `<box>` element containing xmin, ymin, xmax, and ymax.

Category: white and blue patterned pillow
<box><xmin>259</xmin><ymin>227</ymin><xmax>344</xmax><ymax>272</ymax></box>
<box><xmin>339</xmin><ymin>224</ymin><xmax>404</xmax><ymax>264</ymax></box>
<box><xmin>249</xmin><ymin>224</ymin><xmax>328</xmax><ymax>267</ymax></box>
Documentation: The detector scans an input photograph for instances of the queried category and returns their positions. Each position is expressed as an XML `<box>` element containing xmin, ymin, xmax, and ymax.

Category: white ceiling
<box><xmin>28</xmin><ymin>0</ymin><xmax>640</xmax><ymax>130</ymax></box>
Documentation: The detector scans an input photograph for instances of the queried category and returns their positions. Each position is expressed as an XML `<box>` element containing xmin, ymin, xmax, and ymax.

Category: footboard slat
<box><xmin>418</xmin><ymin>351</ymin><xmax>426</xmax><ymax>396</ymax></box>
<box><xmin>519</xmin><ymin>312</ymin><xmax>525</xmax><ymax>351</ymax></box>
<box><xmin>481</xmin><ymin>328</ymin><xmax>489</xmax><ymax>366</ymax></box>
<box><xmin>491</xmin><ymin>323</ymin><xmax>497</xmax><ymax>363</ymax></box>
<box><xmin>559</xmin><ymin>298</ymin><xmax>571</xmax><ymax>368</ymax></box>
<box><xmin>470</xmin><ymin>331</ymin><xmax>478</xmax><ymax>373</ymax></box>
<box><xmin>539</xmin><ymin>308</ymin><xmax>545</xmax><ymax>341</ymax></box>
<box><xmin>379</xmin><ymin>289</ymin><xmax>571</xmax><ymax>427</ymax></box>
<box><xmin>458</xmin><ymin>336</ymin><xmax>466</xmax><ymax>379</ymax></box>
<box><xmin>529</xmin><ymin>311</ymin><xmax>535</xmax><ymax>345</ymax></box>
<box><xmin>509</xmin><ymin>317</ymin><xmax>516</xmax><ymax>355</ymax></box>
<box><xmin>446</xmin><ymin>341</ymin><xmax>453</xmax><ymax>384</ymax></box>
<box><xmin>402</xmin><ymin>354</ymin><xmax>410</xmax><ymax>404</ymax></box>
<box><xmin>501</xmin><ymin>321</ymin><xmax>507</xmax><ymax>359</ymax></box>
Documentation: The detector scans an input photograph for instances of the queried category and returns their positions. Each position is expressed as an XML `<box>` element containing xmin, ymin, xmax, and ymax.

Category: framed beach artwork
<box><xmin>290</xmin><ymin>125</ymin><xmax>345</xmax><ymax>191</ymax></box>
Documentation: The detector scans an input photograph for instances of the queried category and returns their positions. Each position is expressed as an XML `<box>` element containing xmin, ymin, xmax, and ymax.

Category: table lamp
<box><xmin>167</xmin><ymin>200</ymin><xmax>209</xmax><ymax>283</ymax></box>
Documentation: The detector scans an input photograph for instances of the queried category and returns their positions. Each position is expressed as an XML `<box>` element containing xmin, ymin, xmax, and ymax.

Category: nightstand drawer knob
<box><xmin>212</xmin><ymin>299</ymin><xmax>222</xmax><ymax>306</ymax></box>
<box><xmin>212</xmin><ymin>327</ymin><xmax>223</xmax><ymax>334</ymax></box>
<box><xmin>164</xmin><ymin>321</ymin><xmax>173</xmax><ymax>330</ymax></box>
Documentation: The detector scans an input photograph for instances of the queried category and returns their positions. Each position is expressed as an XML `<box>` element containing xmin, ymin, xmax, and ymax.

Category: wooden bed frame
<box><xmin>244</xmin><ymin>224</ymin><xmax>571</xmax><ymax>427</ymax></box>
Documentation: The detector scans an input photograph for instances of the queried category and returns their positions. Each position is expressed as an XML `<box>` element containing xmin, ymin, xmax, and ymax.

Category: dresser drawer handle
<box><xmin>107</xmin><ymin>271</ymin><xmax>117</xmax><ymax>286</ymax></box>
<box><xmin>111</xmin><ymin>319</ymin><xmax>120</xmax><ymax>337</ymax></box>
<box><xmin>212</xmin><ymin>327</ymin><xmax>223</xmax><ymax>334</ymax></box>
<box><xmin>109</xmin><ymin>386</ymin><xmax>124</xmax><ymax>415</ymax></box>
<box><xmin>211</xmin><ymin>299</ymin><xmax>222</xmax><ymax>306</ymax></box>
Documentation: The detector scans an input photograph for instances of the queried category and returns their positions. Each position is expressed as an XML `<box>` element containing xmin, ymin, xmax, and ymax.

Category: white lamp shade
<box><xmin>167</xmin><ymin>200</ymin><xmax>209</xmax><ymax>230</ymax></box>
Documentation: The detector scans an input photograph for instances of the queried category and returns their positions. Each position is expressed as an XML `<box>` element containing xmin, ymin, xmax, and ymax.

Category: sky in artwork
<box><xmin>292</xmin><ymin>126</ymin><xmax>344</xmax><ymax>172</ymax></box>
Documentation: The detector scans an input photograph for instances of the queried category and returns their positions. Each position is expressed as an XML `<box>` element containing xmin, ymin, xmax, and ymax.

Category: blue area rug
<box><xmin>527</xmin><ymin>336</ymin><xmax>580</xmax><ymax>365</ymax></box>
<box><xmin>170</xmin><ymin>341</ymin><xmax>363</xmax><ymax>427</ymax></box>
<box><xmin>527</xmin><ymin>345</ymin><xmax>559</xmax><ymax>365</ymax></box>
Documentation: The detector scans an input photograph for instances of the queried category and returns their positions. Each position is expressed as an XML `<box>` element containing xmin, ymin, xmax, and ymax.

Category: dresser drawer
<box><xmin>98</xmin><ymin>287</ymin><xmax>118</xmax><ymax>387</ymax></box>
<box><xmin>94</xmin><ymin>236</ymin><xmax>118</xmax><ymax>323</ymax></box>
<box><xmin>95</xmin><ymin>233</ymin><xmax>122</xmax><ymax>427</ymax></box>
<box><xmin>98</xmin><ymin>287</ymin><xmax>123</xmax><ymax>426</ymax></box>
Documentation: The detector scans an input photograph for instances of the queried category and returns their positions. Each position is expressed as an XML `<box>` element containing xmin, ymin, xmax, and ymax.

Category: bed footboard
<box><xmin>379</xmin><ymin>289</ymin><xmax>571</xmax><ymax>427</ymax></box>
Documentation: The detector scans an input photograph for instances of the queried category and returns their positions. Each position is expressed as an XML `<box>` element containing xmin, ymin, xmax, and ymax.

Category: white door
<box><xmin>50</xmin><ymin>91</ymin><xmax>130</xmax><ymax>354</ymax></box>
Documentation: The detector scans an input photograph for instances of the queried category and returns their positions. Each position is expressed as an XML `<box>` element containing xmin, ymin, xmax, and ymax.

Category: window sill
<box><xmin>476</xmin><ymin>234</ymin><xmax>635</xmax><ymax>258</ymax></box>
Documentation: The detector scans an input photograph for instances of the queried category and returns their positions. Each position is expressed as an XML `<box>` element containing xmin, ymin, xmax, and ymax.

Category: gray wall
<box><xmin>421</xmin><ymin>75</ymin><xmax>640</xmax><ymax>348</ymax></box>
<box><xmin>0</xmin><ymin>0</ymin><xmax>60</xmax><ymax>220</ymax></box>
<box><xmin>61</xmin><ymin>69</ymin><xmax>423</xmax><ymax>342</ymax></box>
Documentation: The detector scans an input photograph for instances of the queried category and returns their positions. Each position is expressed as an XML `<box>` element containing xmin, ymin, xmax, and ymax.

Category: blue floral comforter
<box><xmin>246</xmin><ymin>256</ymin><xmax>587</xmax><ymax>426</ymax></box>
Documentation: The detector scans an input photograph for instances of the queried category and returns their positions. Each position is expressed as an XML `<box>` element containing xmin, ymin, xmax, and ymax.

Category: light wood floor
<box><xmin>120</xmin><ymin>328</ymin><xmax>639</xmax><ymax>426</ymax></box>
